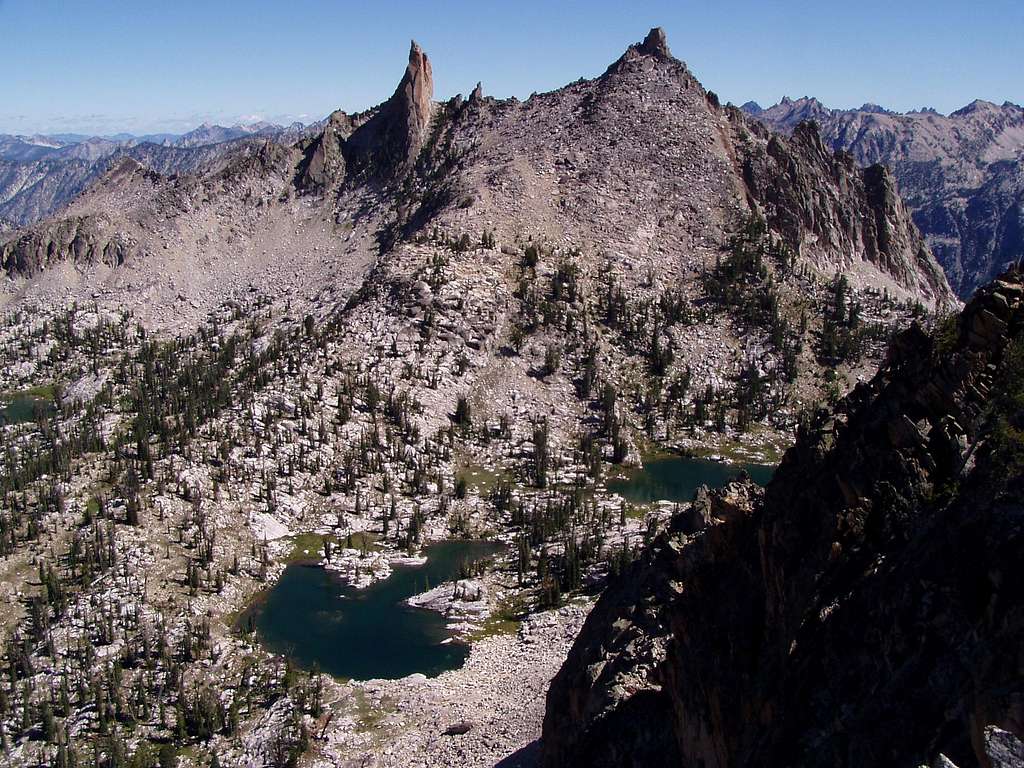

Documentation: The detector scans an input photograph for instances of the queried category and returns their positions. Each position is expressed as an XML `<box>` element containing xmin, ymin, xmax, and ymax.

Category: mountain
<box><xmin>747</xmin><ymin>97</ymin><xmax>1024</xmax><ymax>298</ymax></box>
<box><xmin>0</xmin><ymin>134</ymin><xmax>75</xmax><ymax>163</ymax></box>
<box><xmin>541</xmin><ymin>265</ymin><xmax>1024</xmax><ymax>768</ymax></box>
<box><xmin>1</xmin><ymin>30</ymin><xmax>955</xmax><ymax>404</ymax></box>
<box><xmin>0</xmin><ymin>122</ymin><xmax>310</xmax><ymax>226</ymax></box>
<box><xmin>171</xmin><ymin>121</ymin><xmax>295</xmax><ymax>148</ymax></box>
<box><xmin>0</xmin><ymin>29</ymin><xmax>968</xmax><ymax>768</ymax></box>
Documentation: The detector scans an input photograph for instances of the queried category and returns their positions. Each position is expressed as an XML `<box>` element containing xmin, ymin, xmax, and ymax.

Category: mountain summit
<box><xmin>345</xmin><ymin>39</ymin><xmax>435</xmax><ymax>176</ymax></box>
<box><xmin>638</xmin><ymin>26</ymin><xmax>671</xmax><ymax>58</ymax></box>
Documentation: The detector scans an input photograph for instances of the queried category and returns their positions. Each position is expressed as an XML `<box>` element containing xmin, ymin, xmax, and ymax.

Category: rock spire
<box><xmin>638</xmin><ymin>27</ymin><xmax>671</xmax><ymax>58</ymax></box>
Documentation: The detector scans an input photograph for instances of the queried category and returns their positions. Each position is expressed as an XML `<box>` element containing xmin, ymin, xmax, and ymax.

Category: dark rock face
<box><xmin>297</xmin><ymin>40</ymin><xmax>434</xmax><ymax>190</ymax></box>
<box><xmin>0</xmin><ymin>213</ymin><xmax>136</xmax><ymax>276</ymax></box>
<box><xmin>638</xmin><ymin>27</ymin><xmax>671</xmax><ymax>59</ymax></box>
<box><xmin>748</xmin><ymin>98</ymin><xmax>1024</xmax><ymax>298</ymax></box>
<box><xmin>295</xmin><ymin>110</ymin><xmax>354</xmax><ymax>193</ymax></box>
<box><xmin>542</xmin><ymin>269</ymin><xmax>1024</xmax><ymax>767</ymax></box>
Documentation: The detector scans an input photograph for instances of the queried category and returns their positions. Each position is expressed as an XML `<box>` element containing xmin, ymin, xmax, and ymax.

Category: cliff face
<box><xmin>0</xmin><ymin>213</ymin><xmax>137</xmax><ymax>276</ymax></box>
<box><xmin>748</xmin><ymin>98</ymin><xmax>1024</xmax><ymax>298</ymax></box>
<box><xmin>732</xmin><ymin>116</ymin><xmax>952</xmax><ymax>305</ymax></box>
<box><xmin>343</xmin><ymin>40</ymin><xmax>434</xmax><ymax>178</ymax></box>
<box><xmin>541</xmin><ymin>268</ymin><xmax>1024</xmax><ymax>768</ymax></box>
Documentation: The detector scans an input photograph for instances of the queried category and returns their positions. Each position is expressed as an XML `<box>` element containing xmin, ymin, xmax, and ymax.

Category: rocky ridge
<box><xmin>541</xmin><ymin>266</ymin><xmax>1024</xmax><ymax>767</ymax></box>
<box><xmin>747</xmin><ymin>97</ymin><xmax>1024</xmax><ymax>298</ymax></box>
<box><xmin>0</xmin><ymin>123</ymin><xmax>314</xmax><ymax>228</ymax></box>
<box><xmin>729</xmin><ymin>114</ymin><xmax>949</xmax><ymax>302</ymax></box>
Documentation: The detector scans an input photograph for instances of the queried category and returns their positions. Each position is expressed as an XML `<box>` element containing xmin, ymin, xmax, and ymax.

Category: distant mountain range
<box><xmin>744</xmin><ymin>97</ymin><xmax>1024</xmax><ymax>298</ymax></box>
<box><xmin>0</xmin><ymin>120</ymin><xmax>309</xmax><ymax>157</ymax></box>
<box><xmin>0</xmin><ymin>121</ymin><xmax>318</xmax><ymax>226</ymax></box>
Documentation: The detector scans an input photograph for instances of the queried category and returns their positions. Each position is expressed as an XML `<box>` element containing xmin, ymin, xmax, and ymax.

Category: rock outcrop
<box><xmin>732</xmin><ymin>115</ymin><xmax>952</xmax><ymax>304</ymax></box>
<box><xmin>294</xmin><ymin>40</ymin><xmax>435</xmax><ymax>191</ymax></box>
<box><xmin>542</xmin><ymin>268</ymin><xmax>1024</xmax><ymax>768</ymax></box>
<box><xmin>747</xmin><ymin>98</ymin><xmax>1024</xmax><ymax>298</ymax></box>
<box><xmin>638</xmin><ymin>26</ymin><xmax>671</xmax><ymax>59</ymax></box>
<box><xmin>344</xmin><ymin>40</ymin><xmax>435</xmax><ymax>177</ymax></box>
<box><xmin>295</xmin><ymin>110</ymin><xmax>355</xmax><ymax>193</ymax></box>
<box><xmin>0</xmin><ymin>213</ymin><xmax>137</xmax><ymax>276</ymax></box>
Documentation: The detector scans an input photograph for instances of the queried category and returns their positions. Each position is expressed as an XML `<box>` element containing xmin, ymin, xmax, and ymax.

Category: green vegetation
<box><xmin>456</xmin><ymin>463</ymin><xmax>509</xmax><ymax>496</ymax></box>
<box><xmin>288</xmin><ymin>531</ymin><xmax>381</xmax><ymax>562</ymax></box>
<box><xmin>350</xmin><ymin>689</ymin><xmax>396</xmax><ymax>734</ymax></box>
<box><xmin>703</xmin><ymin>213</ymin><xmax>800</xmax><ymax>377</ymax></box>
<box><xmin>990</xmin><ymin>337</ymin><xmax>1024</xmax><ymax>476</ymax></box>
<box><xmin>933</xmin><ymin>311</ymin><xmax>960</xmax><ymax>358</ymax></box>
<box><xmin>1</xmin><ymin>382</ymin><xmax>58</xmax><ymax>401</ymax></box>
<box><xmin>468</xmin><ymin>594</ymin><xmax>527</xmax><ymax>642</ymax></box>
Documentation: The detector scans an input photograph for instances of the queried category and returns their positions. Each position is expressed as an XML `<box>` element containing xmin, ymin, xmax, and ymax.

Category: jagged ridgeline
<box><xmin>747</xmin><ymin>98</ymin><xmax>1024</xmax><ymax>299</ymax></box>
<box><xmin>1</xmin><ymin>28</ymin><xmax>956</xmax><ymax>426</ymax></box>
<box><xmin>541</xmin><ymin>267</ymin><xmax>1024</xmax><ymax>768</ymax></box>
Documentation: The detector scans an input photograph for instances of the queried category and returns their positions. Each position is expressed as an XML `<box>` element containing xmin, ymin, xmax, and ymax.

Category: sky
<box><xmin>2</xmin><ymin>0</ymin><xmax>1021</xmax><ymax>136</ymax></box>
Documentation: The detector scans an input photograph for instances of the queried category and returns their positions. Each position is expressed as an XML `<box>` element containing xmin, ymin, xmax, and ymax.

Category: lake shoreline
<box><xmin>247</xmin><ymin>539</ymin><xmax>505</xmax><ymax>681</ymax></box>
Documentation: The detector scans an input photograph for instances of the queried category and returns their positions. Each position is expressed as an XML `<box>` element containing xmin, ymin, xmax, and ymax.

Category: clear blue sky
<box><xmin>2</xmin><ymin>0</ymin><xmax>1021</xmax><ymax>136</ymax></box>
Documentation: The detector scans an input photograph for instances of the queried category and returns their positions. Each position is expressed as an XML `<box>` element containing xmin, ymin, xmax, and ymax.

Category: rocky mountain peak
<box><xmin>342</xmin><ymin>39</ymin><xmax>435</xmax><ymax>177</ymax></box>
<box><xmin>401</xmin><ymin>40</ymin><xmax>434</xmax><ymax>131</ymax></box>
<box><xmin>951</xmin><ymin>98</ymin><xmax>998</xmax><ymax>116</ymax></box>
<box><xmin>859</xmin><ymin>102</ymin><xmax>891</xmax><ymax>114</ymax></box>
<box><xmin>637</xmin><ymin>26</ymin><xmax>671</xmax><ymax>58</ymax></box>
<box><xmin>603</xmin><ymin>26</ymin><xmax>690</xmax><ymax>81</ymax></box>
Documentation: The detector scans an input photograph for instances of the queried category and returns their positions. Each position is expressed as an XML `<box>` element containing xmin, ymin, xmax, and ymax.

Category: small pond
<box><xmin>607</xmin><ymin>455</ymin><xmax>775</xmax><ymax>503</ymax></box>
<box><xmin>245</xmin><ymin>539</ymin><xmax>504</xmax><ymax>680</ymax></box>
<box><xmin>0</xmin><ymin>394</ymin><xmax>54</xmax><ymax>426</ymax></box>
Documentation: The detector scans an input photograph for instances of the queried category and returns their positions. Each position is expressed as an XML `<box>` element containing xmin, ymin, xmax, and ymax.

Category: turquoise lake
<box><xmin>607</xmin><ymin>455</ymin><xmax>775</xmax><ymax>503</ymax></box>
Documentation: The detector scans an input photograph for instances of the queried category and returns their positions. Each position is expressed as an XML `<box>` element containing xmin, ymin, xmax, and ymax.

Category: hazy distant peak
<box><xmin>951</xmin><ymin>98</ymin><xmax>999</xmax><ymax>117</ymax></box>
<box><xmin>858</xmin><ymin>102</ymin><xmax>892</xmax><ymax>114</ymax></box>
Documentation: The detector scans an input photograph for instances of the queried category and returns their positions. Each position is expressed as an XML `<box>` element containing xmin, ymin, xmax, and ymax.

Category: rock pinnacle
<box><xmin>638</xmin><ymin>27</ymin><xmax>670</xmax><ymax>58</ymax></box>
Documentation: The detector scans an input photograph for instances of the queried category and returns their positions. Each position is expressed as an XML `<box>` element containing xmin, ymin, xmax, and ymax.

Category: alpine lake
<box><xmin>607</xmin><ymin>454</ymin><xmax>774</xmax><ymax>504</ymax></box>
<box><xmin>0</xmin><ymin>390</ymin><xmax>56</xmax><ymax>426</ymax></box>
<box><xmin>243</xmin><ymin>540</ymin><xmax>504</xmax><ymax>681</ymax></box>
<box><xmin>248</xmin><ymin>456</ymin><xmax>773</xmax><ymax>681</ymax></box>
